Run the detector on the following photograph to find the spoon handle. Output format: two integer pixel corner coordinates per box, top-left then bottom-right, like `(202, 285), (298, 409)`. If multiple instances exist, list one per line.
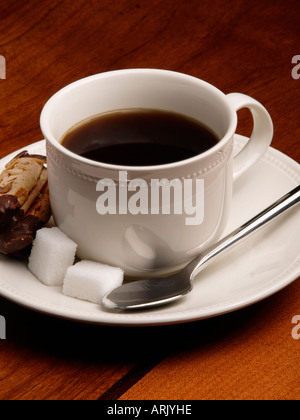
(189, 185), (300, 280)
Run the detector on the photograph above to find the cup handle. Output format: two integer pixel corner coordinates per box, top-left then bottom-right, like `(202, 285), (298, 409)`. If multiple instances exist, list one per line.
(227, 93), (273, 181)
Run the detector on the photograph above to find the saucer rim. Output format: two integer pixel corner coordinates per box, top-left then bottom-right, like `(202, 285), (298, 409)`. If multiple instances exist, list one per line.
(0, 135), (299, 326)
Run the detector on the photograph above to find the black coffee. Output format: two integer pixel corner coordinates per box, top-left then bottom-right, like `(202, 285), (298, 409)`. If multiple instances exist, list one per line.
(61, 109), (219, 166)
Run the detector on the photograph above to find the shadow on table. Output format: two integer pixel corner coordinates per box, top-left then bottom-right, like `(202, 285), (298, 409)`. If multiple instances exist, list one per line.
(0, 289), (282, 365)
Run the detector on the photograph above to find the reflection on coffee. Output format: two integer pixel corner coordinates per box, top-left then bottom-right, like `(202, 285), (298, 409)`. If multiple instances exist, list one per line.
(60, 109), (219, 166)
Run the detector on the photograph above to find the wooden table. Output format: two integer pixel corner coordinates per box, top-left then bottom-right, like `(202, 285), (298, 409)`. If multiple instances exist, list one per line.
(0, 0), (299, 401)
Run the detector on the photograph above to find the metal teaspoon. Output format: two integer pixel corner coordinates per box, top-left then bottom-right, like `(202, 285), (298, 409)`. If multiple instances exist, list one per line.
(102, 185), (300, 311)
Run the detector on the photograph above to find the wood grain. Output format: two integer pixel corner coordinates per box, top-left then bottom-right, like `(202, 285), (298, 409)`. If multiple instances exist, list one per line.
(0, 0), (299, 400)
(120, 281), (300, 400)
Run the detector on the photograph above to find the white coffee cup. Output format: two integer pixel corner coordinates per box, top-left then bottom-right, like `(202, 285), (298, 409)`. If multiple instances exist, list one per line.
(40, 69), (273, 277)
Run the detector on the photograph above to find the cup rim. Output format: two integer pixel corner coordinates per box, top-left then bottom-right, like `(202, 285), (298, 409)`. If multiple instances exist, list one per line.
(40, 69), (237, 172)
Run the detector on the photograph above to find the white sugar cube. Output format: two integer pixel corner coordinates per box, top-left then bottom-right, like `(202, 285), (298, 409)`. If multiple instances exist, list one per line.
(28, 227), (77, 286)
(63, 260), (124, 304)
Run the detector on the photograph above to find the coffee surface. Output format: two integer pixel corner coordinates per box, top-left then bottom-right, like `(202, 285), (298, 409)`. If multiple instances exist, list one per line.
(61, 109), (219, 166)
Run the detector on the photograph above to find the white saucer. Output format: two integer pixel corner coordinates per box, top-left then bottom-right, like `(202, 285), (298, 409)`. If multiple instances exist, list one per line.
(0, 136), (299, 326)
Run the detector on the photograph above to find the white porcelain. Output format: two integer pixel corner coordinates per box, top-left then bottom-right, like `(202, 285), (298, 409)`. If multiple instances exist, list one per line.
(40, 69), (273, 277)
(0, 137), (299, 326)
